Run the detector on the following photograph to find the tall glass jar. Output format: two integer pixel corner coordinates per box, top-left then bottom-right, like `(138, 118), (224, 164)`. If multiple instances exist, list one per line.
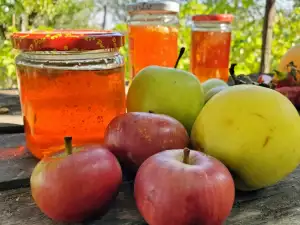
(190, 14), (234, 82)
(11, 30), (126, 159)
(127, 1), (180, 78)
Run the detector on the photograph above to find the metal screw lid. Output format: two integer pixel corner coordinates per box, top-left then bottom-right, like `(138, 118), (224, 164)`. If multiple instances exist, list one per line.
(127, 1), (180, 14)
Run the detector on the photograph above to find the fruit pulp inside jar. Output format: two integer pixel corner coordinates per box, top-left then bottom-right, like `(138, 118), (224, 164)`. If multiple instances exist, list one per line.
(128, 25), (178, 78)
(190, 30), (232, 82)
(17, 66), (126, 159)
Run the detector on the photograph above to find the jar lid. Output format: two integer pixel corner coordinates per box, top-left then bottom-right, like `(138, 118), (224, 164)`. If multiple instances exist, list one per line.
(192, 14), (234, 23)
(11, 30), (125, 51)
(127, 1), (180, 14)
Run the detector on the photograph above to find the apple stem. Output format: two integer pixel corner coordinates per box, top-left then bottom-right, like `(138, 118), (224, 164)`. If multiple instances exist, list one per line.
(174, 47), (185, 69)
(64, 136), (73, 155)
(183, 147), (190, 164)
(229, 63), (239, 85)
(149, 110), (154, 113)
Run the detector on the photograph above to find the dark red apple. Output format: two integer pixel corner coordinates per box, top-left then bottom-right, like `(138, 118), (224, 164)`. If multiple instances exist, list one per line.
(104, 112), (189, 170)
(30, 137), (122, 222)
(276, 86), (300, 108)
(134, 148), (235, 225)
(276, 75), (297, 88)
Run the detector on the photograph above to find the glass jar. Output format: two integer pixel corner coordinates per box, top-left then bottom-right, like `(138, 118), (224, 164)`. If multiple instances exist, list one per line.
(127, 1), (180, 78)
(11, 30), (126, 159)
(190, 14), (234, 82)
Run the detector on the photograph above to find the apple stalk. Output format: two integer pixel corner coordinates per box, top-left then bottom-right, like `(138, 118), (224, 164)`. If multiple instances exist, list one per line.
(174, 47), (185, 69)
(183, 147), (190, 164)
(64, 136), (73, 155)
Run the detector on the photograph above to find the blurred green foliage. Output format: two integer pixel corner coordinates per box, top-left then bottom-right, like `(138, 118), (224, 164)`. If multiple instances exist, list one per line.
(0, 0), (94, 88)
(117, 0), (300, 77)
(0, 0), (299, 88)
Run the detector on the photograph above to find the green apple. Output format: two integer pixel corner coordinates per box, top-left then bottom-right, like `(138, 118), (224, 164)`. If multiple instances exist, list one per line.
(205, 85), (228, 103)
(126, 66), (205, 133)
(191, 84), (300, 191)
(202, 78), (228, 95)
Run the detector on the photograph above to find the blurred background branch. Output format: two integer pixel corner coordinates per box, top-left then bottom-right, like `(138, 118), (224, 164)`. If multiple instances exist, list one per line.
(260, 0), (276, 73)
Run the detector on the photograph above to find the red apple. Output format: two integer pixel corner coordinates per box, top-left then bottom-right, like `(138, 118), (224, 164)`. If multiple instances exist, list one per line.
(276, 86), (300, 108)
(30, 137), (122, 222)
(276, 75), (297, 88)
(104, 112), (189, 170)
(134, 148), (235, 225)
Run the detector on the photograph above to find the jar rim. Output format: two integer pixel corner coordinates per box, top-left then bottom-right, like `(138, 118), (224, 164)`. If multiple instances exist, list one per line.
(192, 14), (234, 23)
(11, 29), (125, 52)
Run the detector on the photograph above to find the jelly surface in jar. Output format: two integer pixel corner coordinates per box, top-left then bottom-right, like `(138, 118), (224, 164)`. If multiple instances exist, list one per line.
(128, 25), (178, 78)
(190, 31), (231, 82)
(17, 67), (126, 159)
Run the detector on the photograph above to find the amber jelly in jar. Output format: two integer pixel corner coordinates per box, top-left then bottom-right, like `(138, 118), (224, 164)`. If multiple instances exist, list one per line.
(11, 30), (126, 159)
(190, 14), (234, 82)
(126, 1), (180, 78)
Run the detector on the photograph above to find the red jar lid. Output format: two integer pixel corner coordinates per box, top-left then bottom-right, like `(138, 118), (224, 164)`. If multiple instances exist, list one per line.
(11, 30), (125, 51)
(192, 14), (234, 23)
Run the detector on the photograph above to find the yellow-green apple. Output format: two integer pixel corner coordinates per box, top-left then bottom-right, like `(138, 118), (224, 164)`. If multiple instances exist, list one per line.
(202, 78), (228, 95)
(126, 66), (205, 133)
(191, 84), (300, 191)
(30, 137), (122, 222)
(205, 85), (228, 103)
(134, 148), (235, 225)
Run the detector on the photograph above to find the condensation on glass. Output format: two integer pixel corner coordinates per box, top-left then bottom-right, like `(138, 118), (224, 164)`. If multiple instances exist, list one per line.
(11, 30), (126, 159)
(127, 1), (180, 78)
(190, 14), (234, 82)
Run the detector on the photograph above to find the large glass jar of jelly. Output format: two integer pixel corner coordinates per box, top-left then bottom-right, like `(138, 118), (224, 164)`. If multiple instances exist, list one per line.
(127, 1), (180, 78)
(190, 14), (234, 82)
(11, 30), (126, 159)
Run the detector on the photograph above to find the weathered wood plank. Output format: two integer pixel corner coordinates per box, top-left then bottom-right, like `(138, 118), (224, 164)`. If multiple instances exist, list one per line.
(2, 168), (300, 225)
(0, 182), (144, 225)
(0, 134), (37, 191)
(0, 134), (134, 191)
(0, 90), (22, 126)
(0, 133), (25, 148)
(2, 133), (300, 224)
(0, 124), (24, 134)
(0, 134), (143, 225)
(2, 85), (300, 224)
(226, 167), (300, 225)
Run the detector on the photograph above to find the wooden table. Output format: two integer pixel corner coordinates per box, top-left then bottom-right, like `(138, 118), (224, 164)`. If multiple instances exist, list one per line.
(1, 89), (300, 225)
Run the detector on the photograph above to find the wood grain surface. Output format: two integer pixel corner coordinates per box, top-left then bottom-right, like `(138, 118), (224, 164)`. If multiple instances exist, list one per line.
(1, 132), (300, 224)
(0, 134), (36, 191)
(2, 86), (300, 225)
(0, 90), (22, 127)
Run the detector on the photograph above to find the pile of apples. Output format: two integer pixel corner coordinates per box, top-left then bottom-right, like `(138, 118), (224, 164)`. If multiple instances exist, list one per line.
(30, 50), (300, 224)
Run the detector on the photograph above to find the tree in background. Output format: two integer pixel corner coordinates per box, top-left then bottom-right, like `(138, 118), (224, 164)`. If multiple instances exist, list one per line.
(0, 0), (299, 88)
(93, 0), (138, 29)
(260, 0), (276, 73)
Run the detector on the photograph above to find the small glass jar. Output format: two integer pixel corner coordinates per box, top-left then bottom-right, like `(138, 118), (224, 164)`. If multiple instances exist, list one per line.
(190, 14), (234, 82)
(11, 30), (126, 159)
(127, 1), (180, 78)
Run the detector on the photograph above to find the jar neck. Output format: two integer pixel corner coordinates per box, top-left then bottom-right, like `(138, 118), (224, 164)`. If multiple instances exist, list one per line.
(128, 12), (179, 26)
(192, 21), (232, 32)
(16, 49), (124, 71)
(19, 49), (121, 61)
